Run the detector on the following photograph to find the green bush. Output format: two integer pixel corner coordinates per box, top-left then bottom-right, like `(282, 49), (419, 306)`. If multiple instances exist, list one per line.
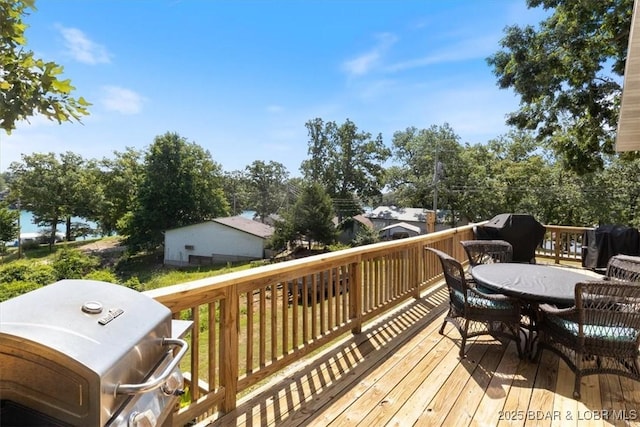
(0, 281), (41, 302)
(83, 269), (119, 283)
(25, 264), (57, 285)
(21, 240), (41, 250)
(0, 262), (57, 301)
(0, 261), (56, 285)
(351, 226), (379, 247)
(328, 242), (350, 252)
(123, 276), (142, 291)
(0, 261), (32, 283)
(52, 249), (100, 280)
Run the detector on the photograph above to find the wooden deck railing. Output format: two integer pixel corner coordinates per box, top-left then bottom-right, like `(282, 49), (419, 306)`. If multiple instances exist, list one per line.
(539, 224), (591, 263)
(144, 222), (592, 426)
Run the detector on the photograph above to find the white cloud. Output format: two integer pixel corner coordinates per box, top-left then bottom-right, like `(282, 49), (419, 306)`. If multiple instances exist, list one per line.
(342, 32), (398, 77)
(386, 34), (500, 73)
(57, 26), (111, 65)
(101, 86), (144, 114)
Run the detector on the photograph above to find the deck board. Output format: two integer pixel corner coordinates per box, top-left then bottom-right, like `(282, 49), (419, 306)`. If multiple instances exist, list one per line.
(200, 284), (640, 427)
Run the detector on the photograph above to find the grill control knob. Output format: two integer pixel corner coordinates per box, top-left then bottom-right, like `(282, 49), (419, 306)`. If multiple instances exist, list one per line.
(129, 409), (157, 427)
(161, 370), (185, 396)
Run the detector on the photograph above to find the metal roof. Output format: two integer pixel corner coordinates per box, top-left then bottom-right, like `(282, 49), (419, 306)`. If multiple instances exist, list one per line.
(212, 216), (274, 239)
(366, 206), (431, 223)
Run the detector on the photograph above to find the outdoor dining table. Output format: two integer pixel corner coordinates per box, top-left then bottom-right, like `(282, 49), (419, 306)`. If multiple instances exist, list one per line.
(470, 263), (603, 306)
(470, 263), (603, 356)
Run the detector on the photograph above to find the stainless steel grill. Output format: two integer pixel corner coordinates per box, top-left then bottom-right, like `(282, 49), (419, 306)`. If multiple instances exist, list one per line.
(0, 279), (190, 426)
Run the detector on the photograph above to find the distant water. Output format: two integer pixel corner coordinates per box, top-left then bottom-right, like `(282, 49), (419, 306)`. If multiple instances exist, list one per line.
(18, 210), (97, 234)
(18, 209), (257, 234)
(241, 210), (256, 219)
(19, 210), (44, 234)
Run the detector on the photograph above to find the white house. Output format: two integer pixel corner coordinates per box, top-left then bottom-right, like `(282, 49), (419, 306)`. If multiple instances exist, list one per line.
(366, 206), (433, 234)
(164, 216), (274, 266)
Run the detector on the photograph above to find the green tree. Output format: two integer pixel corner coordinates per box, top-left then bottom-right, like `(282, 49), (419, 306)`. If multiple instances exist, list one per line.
(0, 202), (19, 253)
(269, 215), (296, 253)
(455, 142), (506, 222)
(97, 147), (144, 235)
(8, 152), (99, 245)
(301, 118), (391, 220)
(1, 0), (90, 133)
(533, 162), (591, 226)
(587, 157), (640, 227)
(222, 170), (250, 216)
(245, 160), (289, 223)
(481, 133), (550, 216)
(487, 0), (633, 174)
(127, 132), (229, 249)
(291, 182), (336, 249)
(387, 124), (465, 222)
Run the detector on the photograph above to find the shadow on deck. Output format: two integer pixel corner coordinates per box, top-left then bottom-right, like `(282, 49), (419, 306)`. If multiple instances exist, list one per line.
(200, 282), (640, 427)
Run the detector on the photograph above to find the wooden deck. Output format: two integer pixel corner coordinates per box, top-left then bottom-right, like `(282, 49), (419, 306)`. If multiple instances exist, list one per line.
(198, 283), (640, 427)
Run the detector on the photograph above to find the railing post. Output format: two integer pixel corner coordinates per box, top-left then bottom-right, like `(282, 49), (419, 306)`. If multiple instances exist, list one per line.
(221, 284), (239, 412)
(413, 245), (422, 299)
(350, 260), (362, 334)
(553, 231), (561, 264)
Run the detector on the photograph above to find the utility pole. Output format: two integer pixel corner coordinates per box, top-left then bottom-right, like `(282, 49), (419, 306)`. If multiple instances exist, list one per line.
(433, 144), (439, 215)
(17, 199), (22, 259)
(433, 142), (446, 225)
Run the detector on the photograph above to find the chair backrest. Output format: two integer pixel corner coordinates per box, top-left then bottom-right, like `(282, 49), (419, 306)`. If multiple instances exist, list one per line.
(425, 247), (467, 295)
(574, 281), (640, 340)
(460, 240), (513, 267)
(605, 255), (640, 282)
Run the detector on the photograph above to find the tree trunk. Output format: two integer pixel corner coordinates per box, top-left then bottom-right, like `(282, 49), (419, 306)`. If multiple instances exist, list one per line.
(66, 216), (72, 241)
(49, 218), (58, 252)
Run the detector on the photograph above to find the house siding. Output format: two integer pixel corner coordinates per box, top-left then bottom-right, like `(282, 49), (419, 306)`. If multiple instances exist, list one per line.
(164, 221), (267, 266)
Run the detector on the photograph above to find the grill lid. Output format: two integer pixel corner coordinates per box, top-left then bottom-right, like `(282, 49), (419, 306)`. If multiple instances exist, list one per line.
(0, 279), (176, 426)
(0, 279), (171, 374)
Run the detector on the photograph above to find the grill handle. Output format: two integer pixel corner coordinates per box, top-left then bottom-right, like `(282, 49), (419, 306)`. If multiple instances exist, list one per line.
(115, 338), (188, 395)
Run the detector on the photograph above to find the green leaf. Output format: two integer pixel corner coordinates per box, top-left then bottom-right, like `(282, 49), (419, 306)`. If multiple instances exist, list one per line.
(77, 96), (91, 106)
(52, 79), (73, 94)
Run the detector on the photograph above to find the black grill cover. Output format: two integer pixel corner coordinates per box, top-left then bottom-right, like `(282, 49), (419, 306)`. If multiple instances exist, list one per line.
(581, 224), (640, 269)
(475, 214), (546, 263)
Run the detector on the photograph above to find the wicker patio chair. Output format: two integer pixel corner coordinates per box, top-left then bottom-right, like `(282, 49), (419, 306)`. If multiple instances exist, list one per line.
(605, 254), (640, 282)
(534, 281), (640, 399)
(460, 240), (514, 267)
(426, 247), (523, 359)
(460, 240), (513, 285)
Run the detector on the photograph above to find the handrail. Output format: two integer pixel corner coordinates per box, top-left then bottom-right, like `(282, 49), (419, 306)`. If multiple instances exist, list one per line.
(144, 221), (591, 425)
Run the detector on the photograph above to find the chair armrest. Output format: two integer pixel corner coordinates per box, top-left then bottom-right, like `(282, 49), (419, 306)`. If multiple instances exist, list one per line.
(538, 303), (577, 319)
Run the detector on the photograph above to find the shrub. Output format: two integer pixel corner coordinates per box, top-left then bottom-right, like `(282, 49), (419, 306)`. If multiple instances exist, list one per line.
(123, 276), (142, 291)
(21, 240), (41, 250)
(351, 226), (379, 247)
(83, 269), (119, 283)
(52, 249), (100, 280)
(25, 264), (57, 286)
(0, 281), (41, 302)
(328, 242), (350, 252)
(0, 261), (56, 285)
(0, 261), (32, 283)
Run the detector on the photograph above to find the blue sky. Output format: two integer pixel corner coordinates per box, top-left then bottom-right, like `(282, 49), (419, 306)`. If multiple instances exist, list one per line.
(1, 0), (548, 176)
